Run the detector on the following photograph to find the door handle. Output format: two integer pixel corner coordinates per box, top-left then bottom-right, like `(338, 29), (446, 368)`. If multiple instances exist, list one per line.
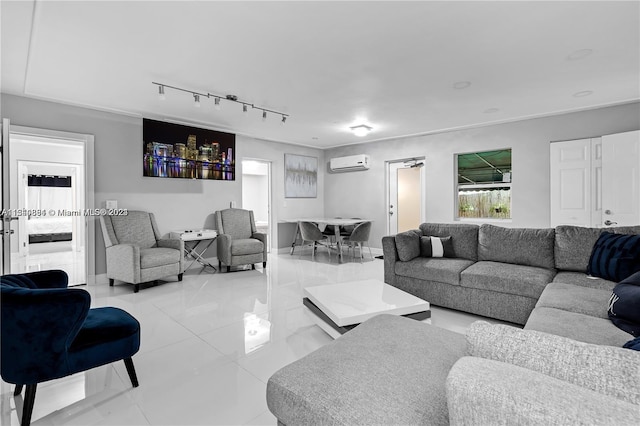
(604, 220), (617, 226)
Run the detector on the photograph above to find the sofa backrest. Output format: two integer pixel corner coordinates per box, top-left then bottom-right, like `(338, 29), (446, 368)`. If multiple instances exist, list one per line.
(419, 223), (479, 261)
(478, 224), (555, 269)
(555, 225), (640, 272)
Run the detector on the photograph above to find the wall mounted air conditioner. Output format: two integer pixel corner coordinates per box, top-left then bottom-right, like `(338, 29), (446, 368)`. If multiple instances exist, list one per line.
(329, 154), (371, 172)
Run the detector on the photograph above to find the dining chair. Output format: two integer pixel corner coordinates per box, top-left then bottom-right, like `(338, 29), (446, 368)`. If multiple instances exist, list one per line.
(299, 221), (333, 261)
(341, 221), (373, 262)
(1, 270), (141, 426)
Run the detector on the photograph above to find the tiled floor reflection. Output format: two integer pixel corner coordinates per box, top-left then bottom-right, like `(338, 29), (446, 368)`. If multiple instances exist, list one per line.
(1, 253), (513, 425)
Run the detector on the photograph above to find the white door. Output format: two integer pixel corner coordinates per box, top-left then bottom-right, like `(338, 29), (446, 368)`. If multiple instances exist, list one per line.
(550, 138), (593, 226)
(387, 159), (425, 234)
(602, 130), (640, 227)
(242, 159), (271, 252)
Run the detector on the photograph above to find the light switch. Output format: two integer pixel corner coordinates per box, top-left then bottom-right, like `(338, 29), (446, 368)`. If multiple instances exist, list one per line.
(106, 200), (118, 209)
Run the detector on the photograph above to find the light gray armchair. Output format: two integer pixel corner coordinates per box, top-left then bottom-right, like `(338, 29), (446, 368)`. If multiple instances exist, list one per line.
(215, 208), (267, 272)
(99, 211), (184, 293)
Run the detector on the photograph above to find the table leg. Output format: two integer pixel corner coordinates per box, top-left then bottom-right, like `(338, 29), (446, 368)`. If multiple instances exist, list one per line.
(334, 225), (343, 263)
(290, 222), (301, 255)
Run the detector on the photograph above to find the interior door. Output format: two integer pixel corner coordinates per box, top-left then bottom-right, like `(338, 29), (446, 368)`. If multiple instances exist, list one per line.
(602, 130), (640, 227)
(550, 139), (592, 227)
(388, 159), (425, 234)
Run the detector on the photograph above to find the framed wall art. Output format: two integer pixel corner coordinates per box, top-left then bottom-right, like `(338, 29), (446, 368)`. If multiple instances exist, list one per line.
(284, 154), (317, 198)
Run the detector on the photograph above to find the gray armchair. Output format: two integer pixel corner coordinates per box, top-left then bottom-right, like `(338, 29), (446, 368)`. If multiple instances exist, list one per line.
(215, 208), (267, 272)
(99, 211), (184, 293)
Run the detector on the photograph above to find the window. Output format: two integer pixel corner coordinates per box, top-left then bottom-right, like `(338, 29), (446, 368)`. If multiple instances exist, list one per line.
(456, 149), (512, 220)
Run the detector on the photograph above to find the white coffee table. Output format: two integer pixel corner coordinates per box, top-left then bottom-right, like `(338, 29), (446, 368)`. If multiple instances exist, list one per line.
(303, 279), (431, 338)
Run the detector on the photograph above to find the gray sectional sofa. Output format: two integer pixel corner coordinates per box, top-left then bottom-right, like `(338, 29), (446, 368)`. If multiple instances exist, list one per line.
(266, 223), (640, 425)
(382, 223), (640, 325)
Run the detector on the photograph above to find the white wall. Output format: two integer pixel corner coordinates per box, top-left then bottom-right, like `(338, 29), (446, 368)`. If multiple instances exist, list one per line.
(324, 102), (640, 249)
(1, 94), (324, 273)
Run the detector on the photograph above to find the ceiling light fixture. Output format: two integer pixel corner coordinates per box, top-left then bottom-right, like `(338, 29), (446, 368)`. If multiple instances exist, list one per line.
(483, 108), (500, 114)
(567, 49), (593, 61)
(453, 81), (472, 90)
(350, 124), (373, 137)
(573, 90), (593, 98)
(151, 82), (290, 123)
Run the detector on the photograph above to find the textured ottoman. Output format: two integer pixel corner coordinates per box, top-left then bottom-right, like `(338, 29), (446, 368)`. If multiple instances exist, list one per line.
(266, 314), (466, 425)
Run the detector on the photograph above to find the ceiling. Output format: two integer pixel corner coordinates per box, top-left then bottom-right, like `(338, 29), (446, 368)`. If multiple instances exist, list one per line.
(2, 1), (639, 149)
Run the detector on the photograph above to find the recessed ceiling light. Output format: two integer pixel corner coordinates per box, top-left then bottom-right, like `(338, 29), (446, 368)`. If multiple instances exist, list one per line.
(483, 108), (500, 114)
(453, 81), (472, 90)
(350, 124), (373, 137)
(573, 90), (593, 98)
(567, 49), (593, 61)
(312, 137), (319, 140)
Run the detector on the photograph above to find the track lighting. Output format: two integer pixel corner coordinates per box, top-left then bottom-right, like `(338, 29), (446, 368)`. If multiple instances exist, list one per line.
(151, 82), (289, 124)
(350, 124), (373, 137)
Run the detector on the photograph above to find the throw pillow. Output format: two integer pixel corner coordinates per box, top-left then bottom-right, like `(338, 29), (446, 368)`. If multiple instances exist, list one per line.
(420, 236), (454, 258)
(623, 336), (640, 351)
(587, 232), (640, 282)
(608, 271), (640, 337)
(395, 230), (421, 262)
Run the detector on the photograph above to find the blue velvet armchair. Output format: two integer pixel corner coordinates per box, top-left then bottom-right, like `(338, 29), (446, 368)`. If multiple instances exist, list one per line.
(1, 270), (141, 426)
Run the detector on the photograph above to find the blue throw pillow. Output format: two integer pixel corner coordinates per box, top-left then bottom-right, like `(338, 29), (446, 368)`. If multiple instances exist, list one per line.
(588, 232), (640, 282)
(608, 270), (640, 337)
(623, 336), (640, 351)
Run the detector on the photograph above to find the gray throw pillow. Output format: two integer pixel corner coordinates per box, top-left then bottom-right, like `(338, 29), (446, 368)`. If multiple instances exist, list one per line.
(395, 230), (421, 261)
(421, 236), (454, 258)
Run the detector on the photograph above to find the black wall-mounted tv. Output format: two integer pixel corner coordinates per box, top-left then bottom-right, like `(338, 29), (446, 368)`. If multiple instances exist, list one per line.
(143, 118), (236, 180)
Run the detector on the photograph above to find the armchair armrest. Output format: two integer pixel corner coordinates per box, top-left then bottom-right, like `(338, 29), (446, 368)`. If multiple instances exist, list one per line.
(252, 232), (268, 257)
(157, 238), (184, 271)
(25, 270), (69, 288)
(106, 244), (141, 283)
(0, 287), (90, 383)
(382, 236), (399, 285)
(216, 234), (232, 266)
(157, 238), (183, 251)
(446, 357), (638, 426)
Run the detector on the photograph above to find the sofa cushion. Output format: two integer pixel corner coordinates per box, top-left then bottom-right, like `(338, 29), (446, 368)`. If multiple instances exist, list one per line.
(467, 321), (640, 405)
(420, 236), (454, 258)
(536, 283), (610, 319)
(554, 225), (602, 272)
(552, 271), (616, 291)
(419, 223), (479, 261)
(230, 238), (264, 256)
(478, 224), (555, 269)
(266, 314), (466, 426)
(395, 257), (475, 285)
(588, 232), (640, 282)
(608, 271), (640, 337)
(140, 247), (181, 269)
(394, 229), (421, 261)
(461, 261), (555, 299)
(525, 307), (632, 347)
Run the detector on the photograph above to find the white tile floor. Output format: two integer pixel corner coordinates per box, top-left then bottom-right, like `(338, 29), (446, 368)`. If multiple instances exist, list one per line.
(1, 250), (513, 425)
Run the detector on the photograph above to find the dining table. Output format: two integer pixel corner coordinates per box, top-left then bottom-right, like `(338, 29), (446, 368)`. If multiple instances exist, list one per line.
(285, 218), (369, 263)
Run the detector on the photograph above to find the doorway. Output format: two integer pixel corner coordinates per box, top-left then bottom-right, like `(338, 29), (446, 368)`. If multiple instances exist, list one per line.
(242, 159), (272, 252)
(387, 157), (426, 235)
(1, 120), (95, 285)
